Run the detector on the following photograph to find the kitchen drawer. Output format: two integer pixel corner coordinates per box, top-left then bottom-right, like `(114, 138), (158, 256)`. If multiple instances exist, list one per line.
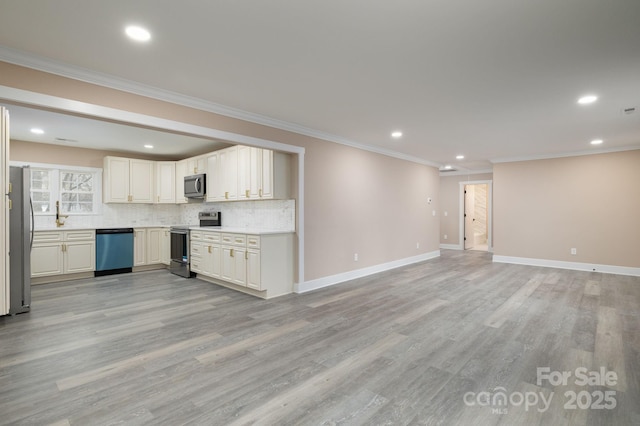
(33, 231), (63, 243)
(190, 258), (202, 273)
(246, 235), (261, 249)
(64, 230), (95, 241)
(191, 231), (203, 240)
(202, 232), (221, 243)
(222, 233), (246, 247)
(190, 241), (204, 257)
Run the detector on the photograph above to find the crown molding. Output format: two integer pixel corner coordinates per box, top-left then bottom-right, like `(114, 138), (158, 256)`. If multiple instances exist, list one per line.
(490, 145), (640, 164)
(439, 168), (493, 177)
(0, 46), (440, 168)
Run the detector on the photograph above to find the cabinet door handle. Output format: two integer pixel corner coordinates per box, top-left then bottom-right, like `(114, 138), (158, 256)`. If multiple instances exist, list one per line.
(230, 248), (234, 257)
(245, 189), (250, 198)
(208, 245), (212, 254)
(225, 191), (229, 200)
(245, 251), (248, 260)
(157, 196), (160, 202)
(259, 189), (263, 198)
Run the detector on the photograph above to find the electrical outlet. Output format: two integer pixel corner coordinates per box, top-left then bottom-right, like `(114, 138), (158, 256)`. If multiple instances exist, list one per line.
(444, 234), (448, 240)
(571, 248), (577, 255)
(416, 242), (420, 249)
(444, 211), (448, 217)
(354, 253), (359, 261)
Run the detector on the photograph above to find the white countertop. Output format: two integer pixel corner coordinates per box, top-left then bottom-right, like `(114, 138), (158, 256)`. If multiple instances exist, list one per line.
(34, 225), (295, 235)
(34, 225), (171, 231)
(190, 226), (295, 235)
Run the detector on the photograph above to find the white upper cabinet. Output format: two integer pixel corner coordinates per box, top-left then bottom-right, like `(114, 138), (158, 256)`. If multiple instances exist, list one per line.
(263, 150), (291, 200)
(206, 151), (222, 202)
(175, 159), (188, 204)
(155, 161), (176, 204)
(186, 155), (208, 175)
(104, 145), (289, 205)
(238, 146), (262, 200)
(103, 156), (154, 203)
(103, 157), (130, 203)
(209, 146), (290, 203)
(129, 159), (155, 203)
(220, 146), (238, 201)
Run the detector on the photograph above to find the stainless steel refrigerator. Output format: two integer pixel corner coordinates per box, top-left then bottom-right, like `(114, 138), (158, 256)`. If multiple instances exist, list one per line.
(8, 165), (33, 314)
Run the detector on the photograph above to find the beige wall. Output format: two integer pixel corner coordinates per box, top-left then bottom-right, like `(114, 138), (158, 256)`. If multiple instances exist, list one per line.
(303, 139), (440, 280)
(1, 61), (441, 282)
(10, 139), (158, 168)
(494, 150), (640, 267)
(439, 173), (493, 246)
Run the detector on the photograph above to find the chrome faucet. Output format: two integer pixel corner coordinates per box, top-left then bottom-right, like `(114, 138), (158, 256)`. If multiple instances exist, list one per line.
(55, 201), (68, 227)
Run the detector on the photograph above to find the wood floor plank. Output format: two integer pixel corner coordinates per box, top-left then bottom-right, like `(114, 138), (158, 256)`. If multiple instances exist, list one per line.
(484, 275), (544, 328)
(226, 332), (407, 425)
(56, 331), (222, 390)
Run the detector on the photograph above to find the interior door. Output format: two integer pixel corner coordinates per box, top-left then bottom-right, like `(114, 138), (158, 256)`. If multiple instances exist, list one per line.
(464, 185), (475, 249)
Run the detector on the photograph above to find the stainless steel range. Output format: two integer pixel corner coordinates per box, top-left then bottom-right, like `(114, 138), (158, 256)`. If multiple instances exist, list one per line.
(169, 212), (221, 278)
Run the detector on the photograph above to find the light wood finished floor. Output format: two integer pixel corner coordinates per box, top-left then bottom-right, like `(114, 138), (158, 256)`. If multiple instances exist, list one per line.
(1, 250), (638, 425)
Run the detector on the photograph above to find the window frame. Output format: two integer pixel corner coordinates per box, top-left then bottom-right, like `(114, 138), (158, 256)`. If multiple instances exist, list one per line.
(10, 162), (103, 216)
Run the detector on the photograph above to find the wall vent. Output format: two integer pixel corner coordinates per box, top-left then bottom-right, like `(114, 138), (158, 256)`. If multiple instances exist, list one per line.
(622, 107), (636, 115)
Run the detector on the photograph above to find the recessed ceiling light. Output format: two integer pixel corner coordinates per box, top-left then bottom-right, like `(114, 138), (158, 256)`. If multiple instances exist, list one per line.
(456, 155), (464, 160)
(577, 95), (598, 105)
(444, 165), (452, 170)
(590, 139), (603, 145)
(144, 144), (154, 149)
(125, 25), (151, 42)
(30, 128), (44, 135)
(391, 131), (403, 139)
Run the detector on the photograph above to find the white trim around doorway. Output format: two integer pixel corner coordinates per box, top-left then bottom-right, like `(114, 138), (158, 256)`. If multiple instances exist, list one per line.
(458, 180), (493, 252)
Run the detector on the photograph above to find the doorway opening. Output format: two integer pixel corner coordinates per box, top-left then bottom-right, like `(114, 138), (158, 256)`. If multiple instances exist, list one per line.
(460, 181), (492, 251)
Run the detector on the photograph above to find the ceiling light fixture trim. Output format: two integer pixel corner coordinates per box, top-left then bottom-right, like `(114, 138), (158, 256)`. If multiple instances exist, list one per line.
(125, 25), (151, 42)
(577, 95), (598, 105)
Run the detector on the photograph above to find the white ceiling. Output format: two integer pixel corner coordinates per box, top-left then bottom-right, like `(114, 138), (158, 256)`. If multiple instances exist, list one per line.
(0, 103), (230, 158)
(1, 0), (639, 171)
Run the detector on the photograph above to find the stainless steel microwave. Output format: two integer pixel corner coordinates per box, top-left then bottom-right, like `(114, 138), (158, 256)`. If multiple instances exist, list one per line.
(184, 174), (206, 198)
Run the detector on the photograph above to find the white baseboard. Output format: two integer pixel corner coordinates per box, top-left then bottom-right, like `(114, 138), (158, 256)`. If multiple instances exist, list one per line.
(440, 244), (462, 250)
(493, 255), (640, 277)
(296, 250), (441, 294)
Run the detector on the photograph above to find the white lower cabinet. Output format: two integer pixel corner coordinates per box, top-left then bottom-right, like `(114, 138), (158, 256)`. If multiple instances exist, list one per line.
(160, 228), (171, 265)
(31, 242), (64, 276)
(190, 230), (293, 298)
(146, 228), (163, 264)
(133, 229), (147, 266)
(134, 227), (165, 267)
(31, 230), (95, 278)
(246, 248), (261, 290)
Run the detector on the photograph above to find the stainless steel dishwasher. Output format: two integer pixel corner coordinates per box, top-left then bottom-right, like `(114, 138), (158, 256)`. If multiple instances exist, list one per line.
(95, 228), (134, 276)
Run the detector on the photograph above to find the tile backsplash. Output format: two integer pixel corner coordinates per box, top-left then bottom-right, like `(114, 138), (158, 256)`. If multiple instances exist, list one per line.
(181, 199), (296, 231)
(34, 199), (296, 231)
